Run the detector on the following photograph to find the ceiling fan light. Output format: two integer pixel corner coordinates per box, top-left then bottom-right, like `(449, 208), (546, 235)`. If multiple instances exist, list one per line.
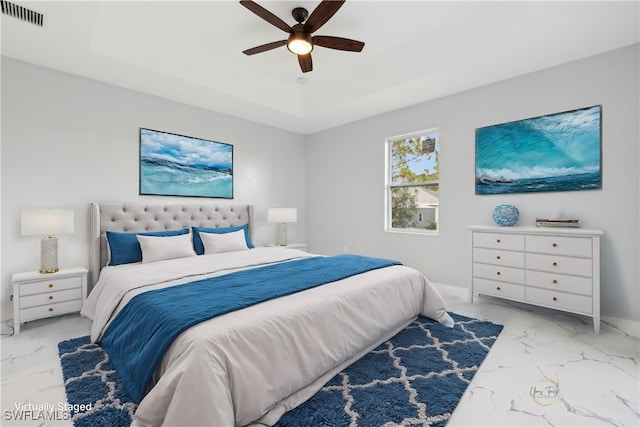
(287, 33), (313, 55)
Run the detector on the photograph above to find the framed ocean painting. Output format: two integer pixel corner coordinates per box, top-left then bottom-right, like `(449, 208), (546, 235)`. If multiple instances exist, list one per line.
(475, 105), (602, 195)
(139, 128), (233, 198)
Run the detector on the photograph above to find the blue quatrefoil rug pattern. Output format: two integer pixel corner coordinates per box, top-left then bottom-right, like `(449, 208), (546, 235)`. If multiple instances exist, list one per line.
(58, 313), (502, 427)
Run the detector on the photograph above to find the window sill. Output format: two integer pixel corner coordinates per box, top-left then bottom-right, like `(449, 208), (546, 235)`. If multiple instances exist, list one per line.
(385, 228), (439, 236)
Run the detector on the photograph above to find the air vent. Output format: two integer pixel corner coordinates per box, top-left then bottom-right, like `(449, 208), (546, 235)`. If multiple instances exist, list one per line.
(1, 0), (43, 27)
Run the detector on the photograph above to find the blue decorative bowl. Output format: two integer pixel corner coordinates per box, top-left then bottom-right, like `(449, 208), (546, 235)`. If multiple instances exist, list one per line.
(492, 204), (519, 226)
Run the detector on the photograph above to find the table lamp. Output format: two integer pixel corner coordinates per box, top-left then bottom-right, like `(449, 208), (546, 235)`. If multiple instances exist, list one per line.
(21, 208), (74, 273)
(267, 208), (297, 246)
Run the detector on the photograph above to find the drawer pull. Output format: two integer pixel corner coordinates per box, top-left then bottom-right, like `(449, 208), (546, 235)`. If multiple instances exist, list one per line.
(496, 255), (501, 260)
(552, 243), (558, 248)
(48, 307), (54, 312)
(552, 262), (558, 267)
(496, 271), (501, 276)
(496, 239), (501, 243)
(496, 286), (501, 291)
(552, 297), (557, 302)
(48, 296), (54, 300)
(48, 283), (54, 288)
(552, 279), (558, 284)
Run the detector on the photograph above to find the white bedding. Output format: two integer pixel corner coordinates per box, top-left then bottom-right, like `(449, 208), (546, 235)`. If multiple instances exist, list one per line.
(82, 247), (454, 427)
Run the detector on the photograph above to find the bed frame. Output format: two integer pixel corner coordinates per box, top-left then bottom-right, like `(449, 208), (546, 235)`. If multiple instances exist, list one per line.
(89, 202), (254, 286)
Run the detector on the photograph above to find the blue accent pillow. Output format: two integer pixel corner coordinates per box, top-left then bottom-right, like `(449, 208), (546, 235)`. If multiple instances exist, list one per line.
(192, 224), (254, 255)
(106, 228), (190, 266)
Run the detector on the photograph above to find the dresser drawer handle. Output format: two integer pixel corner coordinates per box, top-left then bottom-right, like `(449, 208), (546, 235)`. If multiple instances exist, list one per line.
(552, 279), (558, 284)
(552, 262), (558, 267)
(48, 296), (54, 300)
(496, 286), (501, 291)
(552, 243), (558, 248)
(496, 239), (501, 243)
(496, 271), (501, 276)
(552, 297), (557, 302)
(496, 255), (501, 260)
(48, 283), (54, 288)
(48, 307), (54, 312)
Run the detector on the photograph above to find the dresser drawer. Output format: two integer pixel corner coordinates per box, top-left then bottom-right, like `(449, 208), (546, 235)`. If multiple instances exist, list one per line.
(474, 278), (525, 300)
(20, 299), (83, 322)
(20, 288), (82, 309)
(473, 262), (525, 284)
(526, 270), (592, 295)
(526, 253), (592, 276)
(473, 248), (525, 268)
(474, 232), (524, 251)
(526, 287), (593, 314)
(526, 235), (592, 258)
(19, 276), (82, 296)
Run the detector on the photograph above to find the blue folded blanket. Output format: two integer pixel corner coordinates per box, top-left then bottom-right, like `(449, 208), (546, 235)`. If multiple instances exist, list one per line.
(100, 254), (401, 403)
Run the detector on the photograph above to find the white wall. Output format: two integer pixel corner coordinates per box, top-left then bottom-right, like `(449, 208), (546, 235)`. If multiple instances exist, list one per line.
(1, 57), (306, 320)
(305, 44), (639, 325)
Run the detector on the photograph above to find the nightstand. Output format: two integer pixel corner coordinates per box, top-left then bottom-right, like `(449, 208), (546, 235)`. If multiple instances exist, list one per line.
(265, 243), (308, 252)
(12, 267), (88, 334)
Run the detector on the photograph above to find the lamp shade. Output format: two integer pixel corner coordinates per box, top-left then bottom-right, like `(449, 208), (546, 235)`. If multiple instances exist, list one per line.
(267, 208), (297, 223)
(21, 209), (74, 236)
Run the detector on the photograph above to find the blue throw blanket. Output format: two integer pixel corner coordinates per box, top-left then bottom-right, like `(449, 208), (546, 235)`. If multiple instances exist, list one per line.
(100, 254), (401, 403)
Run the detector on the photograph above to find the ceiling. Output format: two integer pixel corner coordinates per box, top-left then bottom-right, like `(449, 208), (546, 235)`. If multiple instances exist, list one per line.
(1, 1), (638, 135)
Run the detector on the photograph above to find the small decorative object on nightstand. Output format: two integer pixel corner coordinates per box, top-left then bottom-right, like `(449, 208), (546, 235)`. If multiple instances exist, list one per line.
(12, 267), (88, 334)
(265, 243), (308, 252)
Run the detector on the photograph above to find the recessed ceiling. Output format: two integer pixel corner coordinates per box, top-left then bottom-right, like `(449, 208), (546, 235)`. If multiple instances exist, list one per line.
(2, 1), (638, 135)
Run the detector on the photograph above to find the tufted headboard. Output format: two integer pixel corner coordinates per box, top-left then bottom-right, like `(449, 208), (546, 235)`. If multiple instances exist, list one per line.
(89, 202), (254, 286)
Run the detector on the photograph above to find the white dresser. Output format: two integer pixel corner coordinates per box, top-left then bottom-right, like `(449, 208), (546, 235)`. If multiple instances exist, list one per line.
(468, 226), (603, 332)
(12, 267), (88, 334)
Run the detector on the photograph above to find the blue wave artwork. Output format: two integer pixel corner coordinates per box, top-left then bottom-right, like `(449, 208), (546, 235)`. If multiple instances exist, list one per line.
(140, 128), (233, 198)
(475, 105), (601, 195)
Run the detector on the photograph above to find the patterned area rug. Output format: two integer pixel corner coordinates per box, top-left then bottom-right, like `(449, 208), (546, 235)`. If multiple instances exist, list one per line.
(58, 313), (502, 427)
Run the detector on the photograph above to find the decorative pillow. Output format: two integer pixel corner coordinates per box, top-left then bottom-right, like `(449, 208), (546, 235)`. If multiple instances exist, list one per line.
(192, 224), (254, 255)
(137, 233), (196, 263)
(106, 228), (190, 266)
(200, 229), (249, 254)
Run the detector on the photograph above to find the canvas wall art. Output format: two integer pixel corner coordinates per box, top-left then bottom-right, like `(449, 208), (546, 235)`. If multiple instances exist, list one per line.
(139, 128), (233, 198)
(475, 105), (602, 195)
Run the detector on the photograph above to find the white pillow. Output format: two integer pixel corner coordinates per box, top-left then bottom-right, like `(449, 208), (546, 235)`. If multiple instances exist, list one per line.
(137, 233), (196, 263)
(200, 229), (249, 254)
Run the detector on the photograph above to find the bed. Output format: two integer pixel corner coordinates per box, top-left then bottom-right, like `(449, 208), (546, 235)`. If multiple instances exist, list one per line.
(82, 202), (454, 427)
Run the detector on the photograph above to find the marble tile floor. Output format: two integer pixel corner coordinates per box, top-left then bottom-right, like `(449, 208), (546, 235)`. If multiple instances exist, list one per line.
(1, 284), (638, 426)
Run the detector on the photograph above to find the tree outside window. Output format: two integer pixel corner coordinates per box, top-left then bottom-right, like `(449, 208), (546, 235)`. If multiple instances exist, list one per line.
(386, 129), (440, 233)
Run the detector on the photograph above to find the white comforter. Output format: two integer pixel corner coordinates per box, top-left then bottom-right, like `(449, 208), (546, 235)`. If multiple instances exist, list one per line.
(82, 248), (454, 427)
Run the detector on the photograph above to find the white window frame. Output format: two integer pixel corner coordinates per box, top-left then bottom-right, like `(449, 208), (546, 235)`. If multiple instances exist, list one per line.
(384, 128), (440, 235)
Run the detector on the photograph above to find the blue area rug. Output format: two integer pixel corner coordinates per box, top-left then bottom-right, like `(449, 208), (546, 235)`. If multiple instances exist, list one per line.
(58, 313), (502, 427)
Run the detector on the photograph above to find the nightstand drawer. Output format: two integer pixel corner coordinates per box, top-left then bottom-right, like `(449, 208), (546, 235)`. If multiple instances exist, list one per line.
(474, 233), (524, 251)
(474, 278), (525, 300)
(526, 287), (592, 314)
(526, 253), (592, 276)
(20, 288), (82, 309)
(20, 299), (83, 322)
(473, 248), (524, 268)
(473, 262), (525, 284)
(526, 235), (592, 257)
(526, 270), (592, 295)
(20, 276), (82, 296)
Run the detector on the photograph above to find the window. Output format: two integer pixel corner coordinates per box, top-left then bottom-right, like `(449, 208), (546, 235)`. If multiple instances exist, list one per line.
(385, 129), (440, 233)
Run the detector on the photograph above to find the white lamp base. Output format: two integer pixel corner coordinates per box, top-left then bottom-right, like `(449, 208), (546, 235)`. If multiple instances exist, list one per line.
(275, 223), (288, 246)
(40, 236), (59, 274)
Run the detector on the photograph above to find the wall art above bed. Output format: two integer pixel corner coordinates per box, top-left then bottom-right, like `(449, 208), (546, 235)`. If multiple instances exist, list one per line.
(475, 105), (602, 195)
(139, 128), (233, 198)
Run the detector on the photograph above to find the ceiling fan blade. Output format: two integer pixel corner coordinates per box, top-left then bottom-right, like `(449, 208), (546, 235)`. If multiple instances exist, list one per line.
(312, 36), (364, 52)
(240, 0), (292, 33)
(243, 40), (287, 55)
(298, 53), (313, 73)
(303, 0), (345, 33)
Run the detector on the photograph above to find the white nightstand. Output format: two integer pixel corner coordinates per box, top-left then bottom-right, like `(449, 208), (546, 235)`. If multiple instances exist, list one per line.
(265, 243), (308, 252)
(12, 267), (88, 334)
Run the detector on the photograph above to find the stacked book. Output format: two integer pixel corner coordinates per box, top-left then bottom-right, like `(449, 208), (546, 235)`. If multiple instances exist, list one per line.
(535, 217), (581, 228)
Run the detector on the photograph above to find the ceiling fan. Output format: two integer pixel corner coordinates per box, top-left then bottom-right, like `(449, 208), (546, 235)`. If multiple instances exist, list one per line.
(240, 0), (365, 73)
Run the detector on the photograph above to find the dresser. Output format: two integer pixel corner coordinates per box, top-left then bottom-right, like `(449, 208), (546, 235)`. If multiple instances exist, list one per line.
(12, 267), (88, 334)
(468, 226), (603, 332)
